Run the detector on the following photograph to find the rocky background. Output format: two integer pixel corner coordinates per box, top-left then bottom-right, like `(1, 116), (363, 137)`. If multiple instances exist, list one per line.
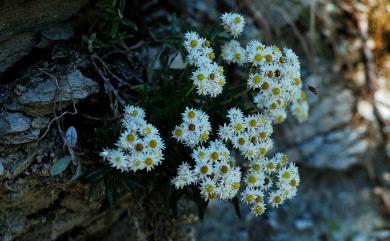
(1, 0), (390, 241)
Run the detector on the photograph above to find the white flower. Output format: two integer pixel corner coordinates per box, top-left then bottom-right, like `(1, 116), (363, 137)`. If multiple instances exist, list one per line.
(172, 108), (211, 147)
(268, 190), (285, 207)
(171, 162), (196, 189)
(107, 150), (128, 171)
(220, 13), (245, 38)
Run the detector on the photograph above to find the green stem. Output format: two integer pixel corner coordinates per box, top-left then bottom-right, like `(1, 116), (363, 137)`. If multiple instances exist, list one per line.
(185, 85), (195, 97)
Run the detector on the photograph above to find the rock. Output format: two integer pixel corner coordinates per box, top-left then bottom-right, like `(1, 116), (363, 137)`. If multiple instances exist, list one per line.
(0, 0), (88, 73)
(294, 127), (368, 170)
(281, 88), (354, 144)
(294, 218), (314, 231)
(31, 117), (50, 130)
(375, 89), (390, 122)
(358, 100), (375, 121)
(9, 69), (99, 116)
(0, 112), (31, 134)
(41, 23), (74, 41)
(0, 130), (40, 145)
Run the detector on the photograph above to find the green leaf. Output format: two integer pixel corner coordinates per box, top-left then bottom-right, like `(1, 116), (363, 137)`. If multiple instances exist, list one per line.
(122, 18), (138, 31)
(50, 156), (72, 176)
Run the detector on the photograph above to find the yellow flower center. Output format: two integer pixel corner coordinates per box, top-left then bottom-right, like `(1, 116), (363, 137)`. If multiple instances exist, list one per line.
(234, 123), (243, 132)
(249, 119), (257, 127)
(220, 165), (229, 174)
(234, 53), (241, 61)
(145, 157), (153, 166)
(190, 39), (197, 48)
(232, 182), (240, 189)
(208, 52), (215, 60)
(254, 53), (263, 62)
(115, 156), (122, 163)
(200, 166), (209, 174)
(198, 151), (206, 159)
(255, 206), (265, 215)
(259, 132), (267, 139)
(206, 185), (214, 193)
(272, 87), (281, 95)
(238, 137), (246, 146)
(282, 171), (291, 179)
(281, 155), (288, 163)
(246, 194), (254, 202)
(279, 57), (286, 64)
(175, 128), (183, 137)
(200, 132), (209, 141)
(135, 143), (144, 152)
(253, 75), (261, 84)
(126, 133), (135, 143)
(260, 147), (267, 156)
(188, 111), (196, 119)
(197, 74), (205, 81)
(131, 110), (138, 117)
(250, 136), (257, 144)
(267, 71), (274, 78)
(273, 195), (282, 204)
(188, 123), (196, 131)
(255, 196), (263, 203)
(271, 102), (278, 109)
(265, 54), (273, 62)
(253, 164), (261, 172)
(294, 78), (301, 86)
(211, 151), (219, 161)
(290, 179), (297, 187)
(234, 16), (241, 23)
(149, 139), (157, 148)
(261, 82), (269, 90)
(267, 162), (275, 170)
(209, 73), (216, 80)
(248, 175), (257, 184)
(144, 127), (152, 135)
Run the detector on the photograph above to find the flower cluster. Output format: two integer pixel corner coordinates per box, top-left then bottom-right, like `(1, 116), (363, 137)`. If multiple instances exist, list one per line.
(241, 154), (300, 215)
(100, 105), (165, 172)
(172, 107), (212, 148)
(218, 108), (274, 161)
(171, 140), (242, 201)
(220, 15), (309, 123)
(220, 13), (245, 38)
(218, 107), (300, 216)
(183, 31), (226, 97)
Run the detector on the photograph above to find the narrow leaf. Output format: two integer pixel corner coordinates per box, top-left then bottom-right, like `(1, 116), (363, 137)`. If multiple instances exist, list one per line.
(50, 156), (72, 176)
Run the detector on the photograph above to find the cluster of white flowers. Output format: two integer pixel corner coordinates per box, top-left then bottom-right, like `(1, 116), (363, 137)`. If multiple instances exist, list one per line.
(100, 105), (165, 172)
(241, 154), (300, 215)
(220, 13), (245, 38)
(171, 140), (242, 201)
(218, 108), (274, 161)
(184, 32), (226, 97)
(218, 107), (300, 216)
(172, 107), (212, 148)
(219, 14), (309, 123)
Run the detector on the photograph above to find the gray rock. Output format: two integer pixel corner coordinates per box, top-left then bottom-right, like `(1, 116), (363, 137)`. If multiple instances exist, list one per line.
(10, 69), (99, 116)
(31, 117), (50, 130)
(0, 112), (31, 134)
(0, 0), (88, 73)
(375, 89), (390, 122)
(41, 23), (74, 40)
(0, 130), (40, 145)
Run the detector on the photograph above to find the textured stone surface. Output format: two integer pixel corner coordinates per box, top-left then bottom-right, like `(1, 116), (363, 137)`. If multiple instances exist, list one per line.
(0, 0), (87, 73)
